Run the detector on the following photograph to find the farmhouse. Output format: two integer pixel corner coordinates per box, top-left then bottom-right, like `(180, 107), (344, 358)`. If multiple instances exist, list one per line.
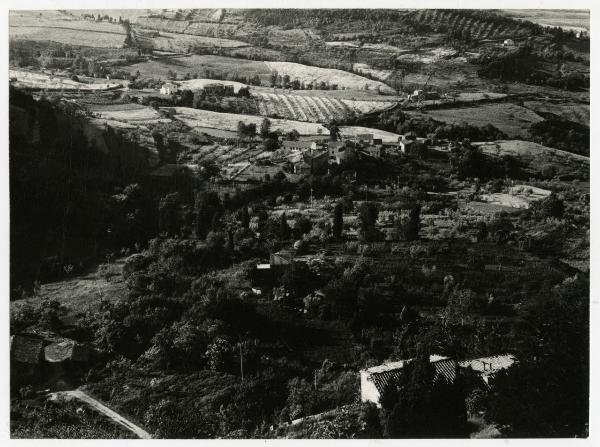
(360, 355), (457, 406)
(295, 150), (328, 175)
(160, 82), (179, 95)
(503, 39), (515, 46)
(459, 354), (516, 386)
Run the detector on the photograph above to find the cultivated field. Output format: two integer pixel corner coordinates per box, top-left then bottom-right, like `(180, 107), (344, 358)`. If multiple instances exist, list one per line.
(124, 55), (271, 81)
(501, 9), (590, 33)
(408, 103), (544, 138)
(252, 92), (397, 122)
(10, 11), (127, 48)
(88, 103), (168, 123)
(168, 106), (330, 136)
(9, 70), (122, 91)
(148, 31), (250, 53)
(264, 61), (396, 93)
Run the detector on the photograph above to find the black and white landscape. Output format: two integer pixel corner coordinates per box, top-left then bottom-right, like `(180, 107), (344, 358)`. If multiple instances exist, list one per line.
(9, 8), (589, 439)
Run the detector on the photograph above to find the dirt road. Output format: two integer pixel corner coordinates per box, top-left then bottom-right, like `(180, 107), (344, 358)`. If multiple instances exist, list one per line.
(49, 389), (152, 439)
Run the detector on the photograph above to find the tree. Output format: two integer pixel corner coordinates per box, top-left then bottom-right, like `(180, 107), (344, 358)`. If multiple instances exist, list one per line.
(403, 204), (420, 241)
(357, 202), (382, 242)
(280, 212), (291, 240)
(536, 193), (564, 218)
(260, 118), (271, 139)
(240, 205), (250, 229)
(332, 202), (344, 240)
(195, 192), (222, 239)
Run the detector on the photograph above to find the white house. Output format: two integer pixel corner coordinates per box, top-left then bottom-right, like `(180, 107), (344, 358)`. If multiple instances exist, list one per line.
(360, 355), (457, 407)
(503, 39), (515, 47)
(160, 82), (178, 95)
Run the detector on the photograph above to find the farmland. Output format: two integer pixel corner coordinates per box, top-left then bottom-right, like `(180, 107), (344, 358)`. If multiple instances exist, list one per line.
(88, 103), (169, 123)
(407, 103), (545, 138)
(148, 31), (251, 53)
(265, 61), (395, 93)
(168, 106), (330, 136)
(252, 92), (397, 122)
(501, 9), (590, 34)
(125, 55), (271, 82)
(523, 101), (590, 127)
(9, 70), (122, 91)
(10, 11), (127, 48)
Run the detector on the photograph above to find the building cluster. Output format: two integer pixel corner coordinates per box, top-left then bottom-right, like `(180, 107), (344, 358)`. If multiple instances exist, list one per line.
(360, 354), (517, 406)
(10, 331), (92, 388)
(278, 133), (426, 174)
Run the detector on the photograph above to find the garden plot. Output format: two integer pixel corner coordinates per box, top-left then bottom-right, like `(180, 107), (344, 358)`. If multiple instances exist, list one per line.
(9, 70), (121, 91)
(264, 61), (396, 93)
(169, 107), (330, 136)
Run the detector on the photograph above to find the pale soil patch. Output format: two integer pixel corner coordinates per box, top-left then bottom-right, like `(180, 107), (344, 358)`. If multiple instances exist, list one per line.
(93, 107), (167, 123)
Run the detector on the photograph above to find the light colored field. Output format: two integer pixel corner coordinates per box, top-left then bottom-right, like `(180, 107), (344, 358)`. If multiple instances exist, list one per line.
(150, 31), (250, 53)
(339, 126), (402, 143)
(265, 61), (396, 93)
(168, 106), (330, 136)
(408, 103), (544, 138)
(178, 78), (248, 93)
(10, 11), (127, 48)
(523, 101), (589, 127)
(9, 70), (121, 91)
(340, 99), (397, 114)
(501, 9), (590, 33)
(93, 107), (167, 123)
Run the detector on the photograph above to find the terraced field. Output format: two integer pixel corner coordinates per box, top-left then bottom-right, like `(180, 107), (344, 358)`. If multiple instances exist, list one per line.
(412, 9), (532, 40)
(252, 92), (396, 122)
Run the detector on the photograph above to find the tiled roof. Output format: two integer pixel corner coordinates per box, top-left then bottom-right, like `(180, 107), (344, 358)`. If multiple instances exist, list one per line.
(10, 335), (44, 365)
(365, 355), (457, 394)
